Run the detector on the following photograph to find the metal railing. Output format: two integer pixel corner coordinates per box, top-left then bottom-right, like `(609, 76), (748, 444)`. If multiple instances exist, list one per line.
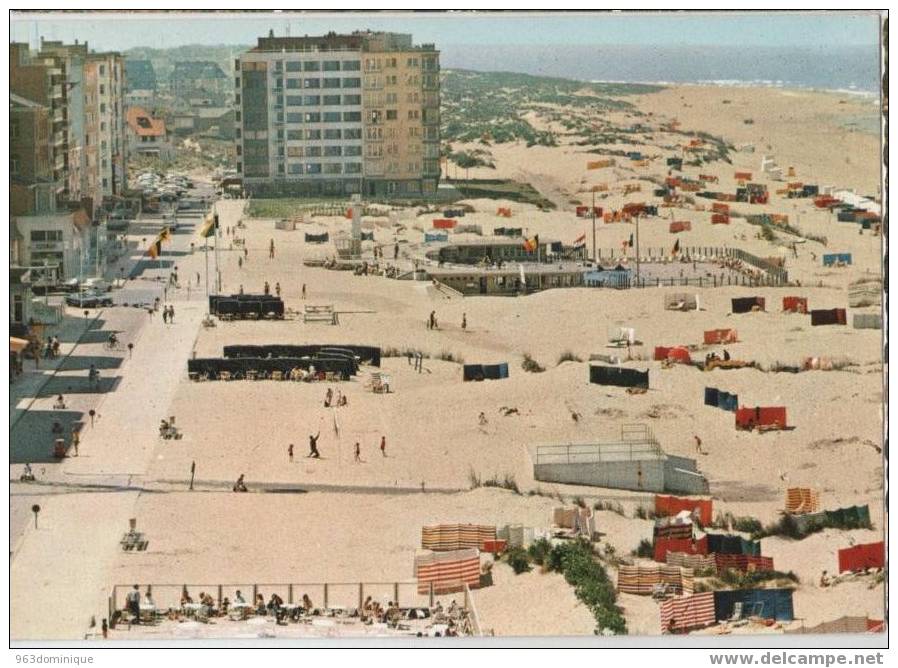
(110, 580), (476, 627)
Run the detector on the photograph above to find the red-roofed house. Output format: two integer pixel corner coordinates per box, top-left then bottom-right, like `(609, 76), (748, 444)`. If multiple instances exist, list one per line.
(126, 106), (172, 160)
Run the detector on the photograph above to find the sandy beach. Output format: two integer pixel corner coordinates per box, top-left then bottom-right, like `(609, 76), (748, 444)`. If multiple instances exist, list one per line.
(10, 82), (885, 641)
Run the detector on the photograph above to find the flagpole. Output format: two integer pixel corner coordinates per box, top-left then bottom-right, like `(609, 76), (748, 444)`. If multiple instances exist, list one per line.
(213, 205), (221, 293)
(591, 189), (596, 263)
(635, 214), (641, 285)
(204, 234), (210, 304)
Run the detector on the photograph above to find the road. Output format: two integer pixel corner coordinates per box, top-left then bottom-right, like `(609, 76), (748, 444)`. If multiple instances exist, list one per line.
(9, 180), (251, 640)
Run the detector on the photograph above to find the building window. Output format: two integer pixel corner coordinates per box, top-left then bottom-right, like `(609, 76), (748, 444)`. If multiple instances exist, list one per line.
(306, 163), (321, 174)
(386, 109), (397, 120)
(304, 95), (321, 106)
(287, 95), (302, 106)
(344, 128), (362, 140)
(304, 112), (320, 123)
(342, 60), (361, 71)
(322, 77), (340, 89)
(99, 64), (105, 75)
(323, 95), (341, 105)
(100, 103), (106, 113)
(306, 129), (321, 140)
(324, 129), (342, 140)
(385, 93), (397, 104)
(342, 94), (361, 105)
(303, 61), (321, 72)
(342, 111), (361, 122)
(286, 112), (302, 123)
(323, 163), (342, 174)
(102, 178), (108, 188)
(324, 145), (342, 157)
(289, 163), (303, 174)
(286, 78), (301, 89)
(287, 130), (303, 140)
(274, 60), (283, 71)
(344, 145), (362, 156)
(305, 146), (321, 157)
(100, 84), (105, 94)
(342, 77), (361, 88)
(286, 61), (302, 72)
(303, 78), (320, 89)
(13, 295), (24, 323)
(323, 60), (341, 72)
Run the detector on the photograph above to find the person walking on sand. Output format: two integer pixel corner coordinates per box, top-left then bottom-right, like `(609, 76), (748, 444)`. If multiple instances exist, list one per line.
(380, 435), (387, 457)
(264, 281), (270, 296)
(694, 435), (704, 455)
(288, 443), (294, 462)
(244, 247), (248, 260)
(461, 313), (467, 331)
(354, 442), (361, 463)
(307, 431), (321, 458)
(275, 282), (281, 297)
(269, 239), (275, 259)
(302, 284), (307, 300)
(72, 427), (80, 456)
(238, 256), (243, 270)
(169, 305), (175, 323)
(196, 272), (200, 286)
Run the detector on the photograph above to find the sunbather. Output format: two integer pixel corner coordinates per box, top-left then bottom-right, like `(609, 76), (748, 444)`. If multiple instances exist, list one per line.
(53, 394), (66, 410)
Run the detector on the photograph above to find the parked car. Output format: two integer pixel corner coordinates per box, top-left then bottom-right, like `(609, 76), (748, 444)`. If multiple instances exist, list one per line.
(83, 278), (112, 293)
(66, 290), (113, 308)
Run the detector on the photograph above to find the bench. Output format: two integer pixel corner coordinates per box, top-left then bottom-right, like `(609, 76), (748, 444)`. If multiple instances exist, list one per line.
(304, 304), (338, 325)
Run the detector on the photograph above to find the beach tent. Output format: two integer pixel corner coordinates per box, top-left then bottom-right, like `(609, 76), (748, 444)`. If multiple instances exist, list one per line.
(731, 297), (765, 313)
(654, 346), (692, 364)
(654, 535), (709, 563)
(462, 363), (509, 381)
(424, 232), (448, 243)
(786, 616), (884, 635)
(421, 524), (497, 552)
(703, 329), (738, 344)
(852, 313), (882, 329)
(360, 231), (374, 241)
(810, 308), (847, 326)
(655, 495), (713, 527)
(589, 365), (649, 389)
(706, 533), (762, 556)
(784, 488), (820, 515)
(669, 221), (691, 233)
(666, 552), (716, 571)
(838, 541), (885, 573)
(716, 391), (738, 412)
(714, 589), (794, 622)
(433, 218), (456, 229)
(782, 296), (808, 313)
(714, 554), (774, 574)
(618, 564), (694, 596)
(735, 406), (787, 431)
(654, 513), (695, 540)
(660, 592), (716, 633)
(552, 506), (595, 538)
(415, 548), (481, 594)
(822, 253), (852, 266)
(304, 232), (329, 243)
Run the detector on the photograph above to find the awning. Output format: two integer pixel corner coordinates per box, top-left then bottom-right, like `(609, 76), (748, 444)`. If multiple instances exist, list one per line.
(10, 337), (30, 353)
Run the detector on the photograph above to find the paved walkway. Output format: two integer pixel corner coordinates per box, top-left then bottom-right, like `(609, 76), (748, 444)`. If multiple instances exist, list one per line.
(10, 196), (214, 640)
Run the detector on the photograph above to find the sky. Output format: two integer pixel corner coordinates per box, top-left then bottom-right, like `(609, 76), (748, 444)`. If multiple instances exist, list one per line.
(9, 11), (883, 52)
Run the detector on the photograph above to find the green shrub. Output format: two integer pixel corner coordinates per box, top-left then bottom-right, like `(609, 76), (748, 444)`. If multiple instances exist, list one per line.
(506, 547), (532, 574)
(633, 538), (654, 558)
(545, 539), (627, 635)
(527, 538), (553, 566)
(521, 353), (545, 373)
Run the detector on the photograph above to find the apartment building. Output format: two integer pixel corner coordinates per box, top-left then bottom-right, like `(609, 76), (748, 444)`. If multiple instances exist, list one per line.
(234, 31), (439, 197)
(83, 52), (127, 209)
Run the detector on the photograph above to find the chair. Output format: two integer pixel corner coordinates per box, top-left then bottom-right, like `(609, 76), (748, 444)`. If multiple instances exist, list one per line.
(728, 602), (743, 621)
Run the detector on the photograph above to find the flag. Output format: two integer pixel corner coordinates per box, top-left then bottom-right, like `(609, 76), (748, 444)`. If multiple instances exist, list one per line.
(574, 233), (586, 247)
(147, 239), (162, 259)
(672, 238), (681, 256)
(523, 236), (539, 253)
(198, 214), (215, 238)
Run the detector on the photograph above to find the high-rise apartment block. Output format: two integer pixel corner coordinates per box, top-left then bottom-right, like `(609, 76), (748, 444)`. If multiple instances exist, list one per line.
(235, 31), (440, 197)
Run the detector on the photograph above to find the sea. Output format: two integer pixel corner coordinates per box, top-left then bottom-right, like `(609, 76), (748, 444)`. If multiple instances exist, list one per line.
(441, 44), (881, 97)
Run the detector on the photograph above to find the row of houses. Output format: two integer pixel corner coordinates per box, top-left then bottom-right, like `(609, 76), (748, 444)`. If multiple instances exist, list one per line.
(10, 40), (129, 330)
